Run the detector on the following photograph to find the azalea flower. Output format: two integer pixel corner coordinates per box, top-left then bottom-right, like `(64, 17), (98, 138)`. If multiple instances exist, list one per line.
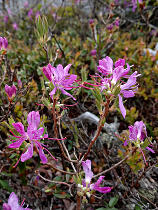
(78, 160), (112, 197)
(0, 37), (8, 50)
(96, 56), (140, 118)
(3, 192), (31, 210)
(12, 23), (18, 30)
(5, 84), (16, 100)
(8, 111), (57, 164)
(43, 63), (77, 100)
(28, 9), (33, 19)
(124, 121), (155, 162)
(97, 56), (130, 80)
(24, 1), (29, 8)
(90, 49), (97, 56)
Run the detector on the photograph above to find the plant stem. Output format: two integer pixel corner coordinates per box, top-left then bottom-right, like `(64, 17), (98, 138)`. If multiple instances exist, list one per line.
(76, 195), (81, 210)
(52, 98), (78, 163)
(93, 148), (137, 178)
(83, 98), (110, 160)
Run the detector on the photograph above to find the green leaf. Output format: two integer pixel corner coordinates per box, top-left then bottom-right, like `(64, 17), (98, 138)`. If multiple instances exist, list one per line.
(54, 193), (70, 199)
(0, 172), (13, 177)
(96, 208), (107, 210)
(0, 179), (13, 192)
(141, 138), (150, 149)
(109, 197), (119, 208)
(9, 153), (17, 159)
(134, 205), (142, 210)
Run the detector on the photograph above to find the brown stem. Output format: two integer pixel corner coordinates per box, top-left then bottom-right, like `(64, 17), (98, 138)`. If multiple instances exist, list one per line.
(52, 98), (58, 138)
(76, 195), (81, 210)
(93, 148), (137, 178)
(93, 155), (129, 178)
(36, 170), (71, 187)
(83, 98), (110, 160)
(43, 45), (49, 64)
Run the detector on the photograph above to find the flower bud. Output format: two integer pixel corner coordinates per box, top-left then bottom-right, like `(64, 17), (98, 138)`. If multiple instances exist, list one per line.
(5, 84), (16, 101)
(0, 37), (8, 51)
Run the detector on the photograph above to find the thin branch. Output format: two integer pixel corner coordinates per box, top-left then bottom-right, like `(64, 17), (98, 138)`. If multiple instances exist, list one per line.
(93, 155), (129, 178)
(36, 170), (71, 187)
(59, 118), (77, 172)
(82, 98), (110, 160)
(93, 148), (137, 178)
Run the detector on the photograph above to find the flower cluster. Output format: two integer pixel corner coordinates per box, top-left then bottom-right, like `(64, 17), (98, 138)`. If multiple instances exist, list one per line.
(78, 160), (112, 198)
(3, 192), (31, 210)
(97, 56), (140, 118)
(8, 111), (56, 164)
(43, 63), (77, 100)
(0, 37), (8, 51)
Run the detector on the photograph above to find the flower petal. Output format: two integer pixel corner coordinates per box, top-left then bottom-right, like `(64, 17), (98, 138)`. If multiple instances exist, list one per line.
(49, 87), (57, 99)
(8, 192), (20, 209)
(146, 146), (155, 153)
(8, 138), (25, 148)
(60, 88), (76, 100)
(12, 122), (25, 135)
(91, 185), (112, 193)
(27, 111), (40, 130)
(115, 58), (125, 67)
(82, 160), (93, 184)
(21, 144), (33, 162)
(64, 64), (72, 75)
(118, 94), (126, 118)
(90, 176), (112, 193)
(38, 147), (48, 164)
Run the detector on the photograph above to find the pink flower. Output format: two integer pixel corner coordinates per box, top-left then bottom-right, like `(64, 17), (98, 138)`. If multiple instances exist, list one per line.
(12, 23), (18, 30)
(0, 37), (8, 50)
(90, 49), (97, 56)
(24, 1), (29, 8)
(89, 19), (94, 25)
(35, 11), (40, 19)
(107, 24), (114, 31)
(3, 192), (31, 210)
(5, 84), (16, 100)
(114, 18), (120, 27)
(124, 121), (155, 162)
(43, 63), (77, 100)
(8, 111), (57, 164)
(98, 57), (130, 79)
(80, 160), (112, 195)
(96, 56), (139, 118)
(18, 80), (22, 88)
(28, 9), (33, 19)
(7, 8), (12, 16)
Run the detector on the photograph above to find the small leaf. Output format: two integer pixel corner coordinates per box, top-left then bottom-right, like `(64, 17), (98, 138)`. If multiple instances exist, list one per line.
(9, 153), (17, 159)
(109, 197), (119, 208)
(54, 193), (70, 199)
(96, 207), (106, 210)
(134, 205), (142, 210)
(96, 208), (107, 210)
(0, 179), (13, 192)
